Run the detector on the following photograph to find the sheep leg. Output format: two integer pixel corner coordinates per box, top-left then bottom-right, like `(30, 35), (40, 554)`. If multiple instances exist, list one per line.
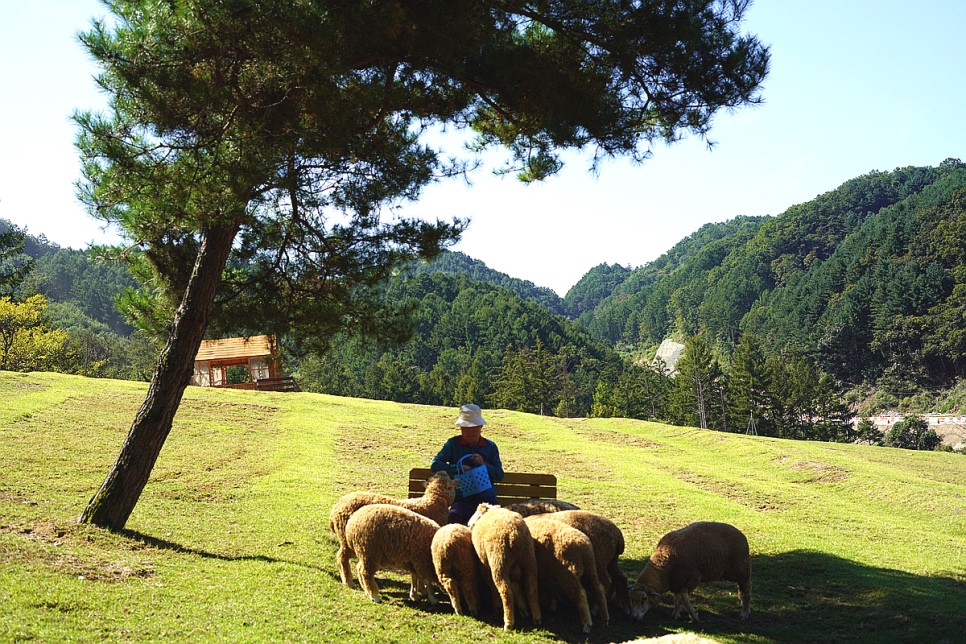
(336, 544), (355, 588)
(562, 576), (593, 633)
(422, 577), (439, 605)
(462, 573), (481, 616)
(738, 579), (752, 619)
(493, 577), (516, 631)
(610, 561), (631, 612)
(439, 575), (464, 615)
(596, 561), (612, 608)
(409, 571), (420, 601)
(510, 580), (529, 617)
(589, 577), (610, 627)
(356, 559), (382, 603)
(677, 590), (700, 622)
(484, 574), (502, 619)
(522, 559), (542, 626)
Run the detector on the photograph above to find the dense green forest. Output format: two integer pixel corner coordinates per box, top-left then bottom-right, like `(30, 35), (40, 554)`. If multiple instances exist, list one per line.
(580, 160), (966, 387)
(2, 159), (965, 449)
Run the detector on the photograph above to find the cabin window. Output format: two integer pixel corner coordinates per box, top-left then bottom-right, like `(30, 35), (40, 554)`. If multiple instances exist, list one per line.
(250, 357), (272, 380)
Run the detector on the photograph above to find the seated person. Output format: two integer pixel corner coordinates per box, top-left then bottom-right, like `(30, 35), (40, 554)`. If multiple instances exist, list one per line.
(431, 403), (504, 525)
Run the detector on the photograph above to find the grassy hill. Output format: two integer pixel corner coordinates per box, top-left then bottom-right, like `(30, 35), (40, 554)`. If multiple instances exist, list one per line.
(1, 372), (963, 643)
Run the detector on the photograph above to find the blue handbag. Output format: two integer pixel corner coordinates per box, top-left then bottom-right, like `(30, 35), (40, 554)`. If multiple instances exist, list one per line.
(455, 454), (493, 496)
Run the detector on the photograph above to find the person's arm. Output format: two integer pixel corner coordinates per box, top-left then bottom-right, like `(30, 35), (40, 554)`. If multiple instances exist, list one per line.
(431, 438), (460, 477)
(484, 442), (504, 481)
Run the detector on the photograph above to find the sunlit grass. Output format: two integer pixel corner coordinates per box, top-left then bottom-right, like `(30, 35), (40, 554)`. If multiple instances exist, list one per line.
(1, 371), (964, 642)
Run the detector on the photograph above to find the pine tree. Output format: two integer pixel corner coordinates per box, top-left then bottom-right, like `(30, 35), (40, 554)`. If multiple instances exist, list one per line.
(75, 0), (769, 530)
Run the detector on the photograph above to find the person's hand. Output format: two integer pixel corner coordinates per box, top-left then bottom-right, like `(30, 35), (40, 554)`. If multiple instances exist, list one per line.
(469, 454), (483, 467)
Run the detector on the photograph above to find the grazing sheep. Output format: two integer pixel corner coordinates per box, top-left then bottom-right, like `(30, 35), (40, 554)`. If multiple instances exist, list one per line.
(329, 472), (456, 587)
(629, 521), (752, 622)
(507, 499), (581, 517)
(431, 523), (483, 616)
(468, 503), (542, 631)
(542, 509), (630, 613)
(524, 515), (610, 634)
(343, 504), (441, 604)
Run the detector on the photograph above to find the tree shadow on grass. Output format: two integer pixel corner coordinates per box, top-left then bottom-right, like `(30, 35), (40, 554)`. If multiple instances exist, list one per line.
(115, 532), (964, 643)
(485, 550), (964, 644)
(120, 529), (329, 573)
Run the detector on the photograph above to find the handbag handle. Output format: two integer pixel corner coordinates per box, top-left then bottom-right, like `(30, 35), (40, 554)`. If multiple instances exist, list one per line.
(456, 454), (476, 473)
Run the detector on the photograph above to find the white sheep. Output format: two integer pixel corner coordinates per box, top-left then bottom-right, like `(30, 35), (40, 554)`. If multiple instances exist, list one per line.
(431, 523), (482, 616)
(342, 503), (441, 604)
(467, 503), (542, 631)
(506, 499), (581, 517)
(629, 521), (752, 622)
(329, 471), (456, 587)
(524, 514), (610, 633)
(541, 509), (630, 614)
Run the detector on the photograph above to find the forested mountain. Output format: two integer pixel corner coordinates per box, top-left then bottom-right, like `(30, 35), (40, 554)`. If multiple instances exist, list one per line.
(1, 220), (137, 334)
(565, 262), (634, 321)
(293, 270), (627, 417)
(0, 218), (157, 379)
(580, 215), (769, 345)
(416, 250), (567, 315)
(578, 160), (966, 390)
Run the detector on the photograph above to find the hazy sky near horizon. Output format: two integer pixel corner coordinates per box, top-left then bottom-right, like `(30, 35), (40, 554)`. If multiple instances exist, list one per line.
(2, 1), (965, 295)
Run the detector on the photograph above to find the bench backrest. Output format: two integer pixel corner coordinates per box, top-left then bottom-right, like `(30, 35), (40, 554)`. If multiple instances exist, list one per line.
(408, 467), (557, 507)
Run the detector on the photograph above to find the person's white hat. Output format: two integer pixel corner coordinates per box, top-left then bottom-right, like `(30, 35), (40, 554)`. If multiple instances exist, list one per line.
(455, 403), (486, 427)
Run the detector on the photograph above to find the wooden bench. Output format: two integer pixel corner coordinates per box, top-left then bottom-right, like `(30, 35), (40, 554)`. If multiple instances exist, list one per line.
(408, 467), (557, 507)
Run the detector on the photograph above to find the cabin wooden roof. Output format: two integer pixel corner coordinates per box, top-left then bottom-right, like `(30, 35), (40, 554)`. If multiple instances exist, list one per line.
(194, 335), (275, 362)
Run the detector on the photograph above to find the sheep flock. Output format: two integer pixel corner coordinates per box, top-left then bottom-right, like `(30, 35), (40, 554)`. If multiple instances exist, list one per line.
(328, 473), (753, 634)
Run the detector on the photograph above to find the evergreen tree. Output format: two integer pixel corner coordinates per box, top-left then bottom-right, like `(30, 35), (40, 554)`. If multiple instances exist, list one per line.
(885, 416), (943, 451)
(73, 0), (769, 529)
(728, 331), (771, 435)
(0, 224), (33, 298)
(492, 340), (564, 415)
(854, 418), (884, 446)
(672, 335), (725, 429)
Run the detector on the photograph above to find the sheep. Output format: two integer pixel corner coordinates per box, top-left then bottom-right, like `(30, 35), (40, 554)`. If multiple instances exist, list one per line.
(431, 523), (483, 616)
(467, 502), (542, 631)
(329, 471), (456, 587)
(629, 521), (752, 622)
(506, 499), (581, 517)
(541, 509), (631, 613)
(342, 503), (441, 604)
(524, 514), (610, 634)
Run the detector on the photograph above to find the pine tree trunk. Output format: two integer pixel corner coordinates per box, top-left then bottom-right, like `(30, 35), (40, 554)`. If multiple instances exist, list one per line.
(79, 222), (239, 531)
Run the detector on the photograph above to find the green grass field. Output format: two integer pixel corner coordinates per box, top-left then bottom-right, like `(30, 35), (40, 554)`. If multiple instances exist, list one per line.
(1, 371), (963, 643)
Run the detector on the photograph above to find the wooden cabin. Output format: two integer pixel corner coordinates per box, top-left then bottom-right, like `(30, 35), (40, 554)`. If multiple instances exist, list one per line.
(191, 335), (299, 392)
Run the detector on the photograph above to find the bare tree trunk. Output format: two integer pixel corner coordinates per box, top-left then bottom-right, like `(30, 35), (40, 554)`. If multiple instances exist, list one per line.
(79, 222), (239, 531)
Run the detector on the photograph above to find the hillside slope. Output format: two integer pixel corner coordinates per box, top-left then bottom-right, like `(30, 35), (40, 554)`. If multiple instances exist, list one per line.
(580, 161), (966, 391)
(2, 372), (963, 642)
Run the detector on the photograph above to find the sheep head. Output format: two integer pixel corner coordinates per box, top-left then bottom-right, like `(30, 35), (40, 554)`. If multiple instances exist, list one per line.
(426, 472), (457, 504)
(628, 563), (664, 620)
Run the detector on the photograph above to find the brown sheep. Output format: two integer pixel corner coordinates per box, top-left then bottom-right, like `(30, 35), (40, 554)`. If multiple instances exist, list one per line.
(343, 504), (440, 604)
(629, 521), (752, 622)
(506, 499), (581, 517)
(542, 509), (630, 613)
(431, 523), (482, 616)
(468, 503), (542, 631)
(524, 515), (610, 634)
(329, 471), (456, 587)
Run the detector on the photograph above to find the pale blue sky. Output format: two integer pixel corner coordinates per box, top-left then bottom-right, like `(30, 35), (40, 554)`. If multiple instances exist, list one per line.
(2, 1), (965, 295)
